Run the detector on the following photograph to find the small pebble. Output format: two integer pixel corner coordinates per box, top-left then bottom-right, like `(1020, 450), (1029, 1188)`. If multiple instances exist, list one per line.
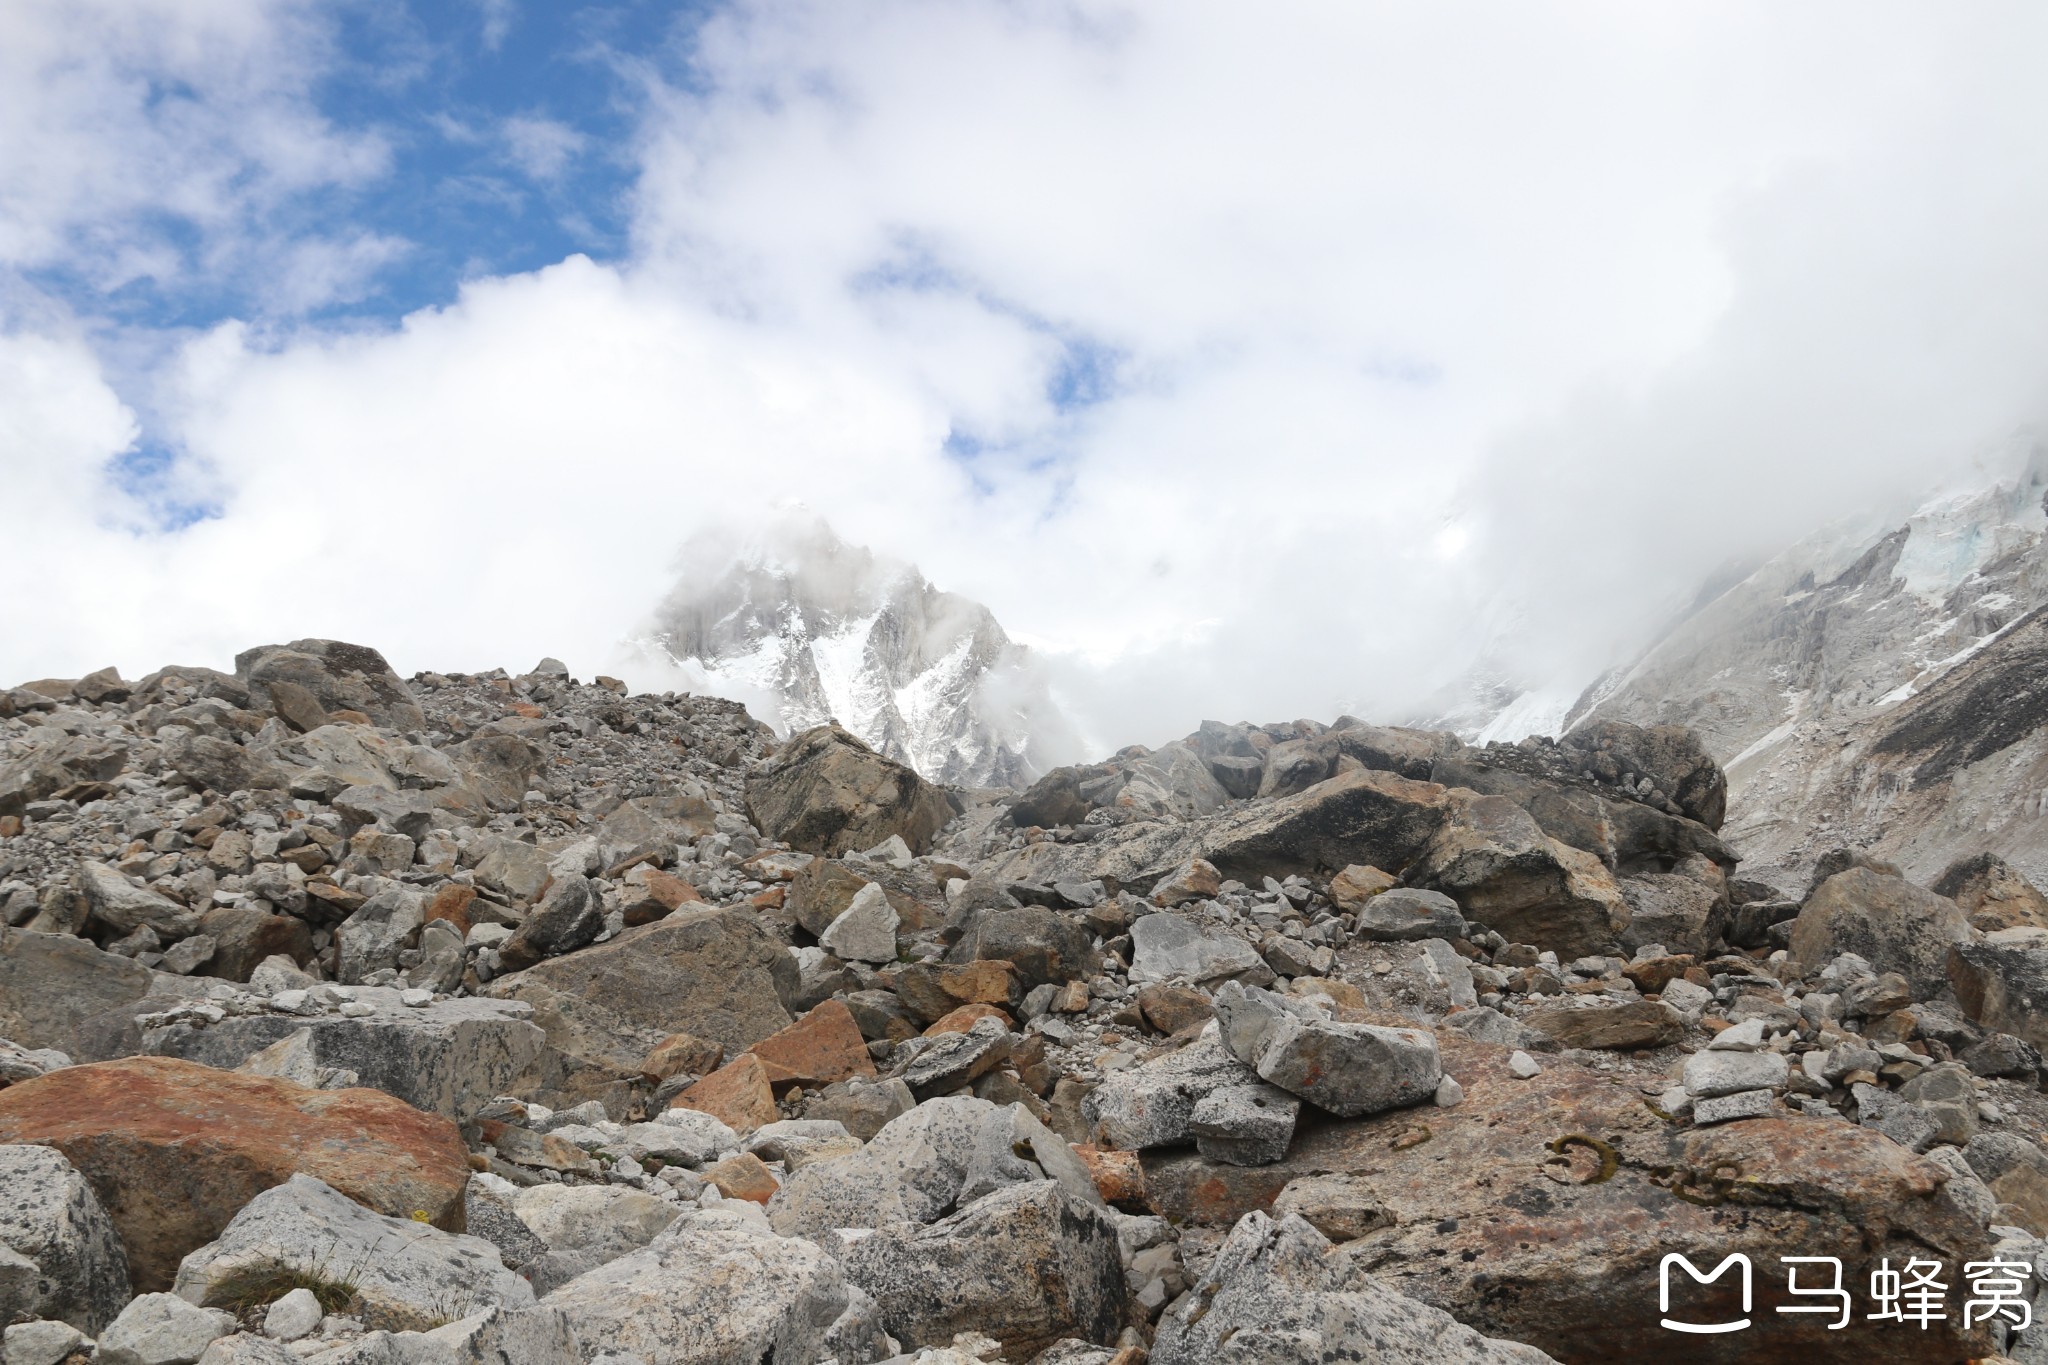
(1508, 1051), (1541, 1079)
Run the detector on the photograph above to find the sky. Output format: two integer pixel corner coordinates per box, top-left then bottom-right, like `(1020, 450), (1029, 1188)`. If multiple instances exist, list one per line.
(5, 1), (2048, 756)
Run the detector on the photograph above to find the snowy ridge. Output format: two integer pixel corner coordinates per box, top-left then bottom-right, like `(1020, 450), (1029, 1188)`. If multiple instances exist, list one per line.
(625, 518), (1080, 789)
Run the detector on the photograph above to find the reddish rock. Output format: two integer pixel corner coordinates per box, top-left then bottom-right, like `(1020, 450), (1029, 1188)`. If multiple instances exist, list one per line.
(746, 1000), (877, 1090)
(621, 866), (701, 927)
(1073, 1145), (1146, 1209)
(195, 903), (312, 981)
(924, 1003), (1014, 1037)
(671, 1054), (780, 1132)
(891, 959), (1023, 1023)
(705, 1152), (780, 1204)
(423, 883), (477, 935)
(0, 1057), (469, 1292)
(1620, 954), (1697, 995)
(1136, 983), (1212, 1035)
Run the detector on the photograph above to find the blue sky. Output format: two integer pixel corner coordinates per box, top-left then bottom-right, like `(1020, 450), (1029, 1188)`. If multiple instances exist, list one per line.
(30, 2), (703, 334)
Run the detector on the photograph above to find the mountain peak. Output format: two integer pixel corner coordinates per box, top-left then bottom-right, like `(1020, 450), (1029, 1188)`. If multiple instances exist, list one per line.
(628, 517), (1078, 788)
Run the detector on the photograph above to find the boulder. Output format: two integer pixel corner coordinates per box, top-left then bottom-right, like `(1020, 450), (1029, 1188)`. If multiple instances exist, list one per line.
(1951, 928), (2048, 1052)
(1197, 768), (1453, 883)
(1411, 797), (1628, 958)
(504, 1185), (681, 1292)
(1211, 983), (1441, 1118)
(947, 905), (1095, 988)
(671, 1055), (780, 1133)
(1353, 887), (1465, 942)
(172, 1175), (532, 1332)
(769, 1096), (1101, 1243)
(0, 926), (152, 1054)
(496, 876), (601, 972)
(745, 724), (956, 857)
(835, 1180), (1125, 1359)
(1617, 860), (1725, 958)
(142, 989), (544, 1119)
(0, 1057), (469, 1291)
(486, 908), (795, 1107)
(1081, 1031), (1263, 1151)
(1139, 1033), (1995, 1363)
(1148, 858), (1221, 908)
(1559, 719), (1728, 831)
(1128, 914), (1264, 984)
(1520, 1000), (1685, 1051)
(0, 730), (128, 817)
(891, 961), (1022, 1025)
(0, 1143), (130, 1332)
(1789, 869), (1973, 1001)
(1934, 852), (2048, 932)
(1327, 864), (1398, 914)
(193, 905), (312, 982)
(746, 1000), (877, 1090)
(336, 887), (424, 984)
(544, 1208), (865, 1365)
(817, 883), (899, 965)
(235, 640), (425, 733)
(1152, 1210), (1556, 1365)
(97, 1293), (235, 1365)
(1010, 766), (1096, 828)
(785, 858), (874, 937)
(79, 862), (204, 941)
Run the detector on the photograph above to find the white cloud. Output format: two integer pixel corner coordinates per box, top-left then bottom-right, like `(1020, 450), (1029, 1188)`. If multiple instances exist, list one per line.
(0, 0), (385, 302)
(502, 115), (587, 182)
(9, 1), (2048, 759)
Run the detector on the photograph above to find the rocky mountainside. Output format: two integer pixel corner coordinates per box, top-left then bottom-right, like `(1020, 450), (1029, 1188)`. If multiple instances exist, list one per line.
(631, 520), (1076, 790)
(6, 639), (2048, 1362)
(1567, 448), (2048, 889)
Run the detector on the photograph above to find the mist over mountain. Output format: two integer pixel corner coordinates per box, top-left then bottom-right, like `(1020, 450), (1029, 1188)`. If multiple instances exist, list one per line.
(625, 517), (1082, 788)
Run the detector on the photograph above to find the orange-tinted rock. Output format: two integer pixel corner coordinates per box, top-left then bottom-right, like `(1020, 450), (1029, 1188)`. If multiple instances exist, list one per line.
(705, 1152), (780, 1205)
(746, 885), (785, 915)
(621, 866), (701, 927)
(747, 1000), (877, 1090)
(1074, 1144), (1146, 1209)
(924, 1003), (1014, 1037)
(642, 1032), (724, 1081)
(0, 1056), (469, 1292)
(671, 1054), (780, 1132)
(423, 883), (477, 935)
(1136, 983), (1212, 1035)
(891, 959), (1022, 1023)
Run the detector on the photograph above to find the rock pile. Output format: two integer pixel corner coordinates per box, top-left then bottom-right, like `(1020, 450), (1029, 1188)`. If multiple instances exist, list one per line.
(3, 644), (2048, 1362)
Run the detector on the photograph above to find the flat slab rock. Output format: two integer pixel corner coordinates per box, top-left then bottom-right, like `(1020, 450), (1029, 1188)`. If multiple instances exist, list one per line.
(1139, 1033), (1999, 1363)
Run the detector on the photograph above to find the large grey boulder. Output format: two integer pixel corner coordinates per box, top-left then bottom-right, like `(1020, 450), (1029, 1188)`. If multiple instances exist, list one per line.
(946, 905), (1095, 989)
(818, 883), (899, 965)
(1410, 797), (1628, 959)
(485, 908), (796, 1090)
(1212, 982), (1441, 1118)
(745, 724), (956, 857)
(1559, 720), (1728, 831)
(496, 876), (602, 972)
(504, 1185), (680, 1294)
(1789, 869), (1974, 1001)
(1152, 1210), (1557, 1364)
(336, 888), (424, 984)
(0, 730), (127, 818)
(835, 1180), (1126, 1360)
(1353, 888), (1465, 942)
(0, 927), (153, 1054)
(1129, 914), (1264, 984)
(79, 863), (204, 941)
(235, 640), (425, 733)
(98, 1292), (235, 1365)
(171, 1175), (533, 1332)
(1950, 928), (2048, 1052)
(1080, 1030), (1263, 1150)
(769, 1096), (1100, 1243)
(0, 1143), (131, 1332)
(545, 1208), (873, 1365)
(143, 989), (544, 1119)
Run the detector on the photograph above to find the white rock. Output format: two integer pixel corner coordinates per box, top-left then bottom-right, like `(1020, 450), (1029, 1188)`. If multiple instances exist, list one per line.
(97, 1293), (234, 1365)
(819, 883), (900, 965)
(0, 1143), (131, 1334)
(4, 1320), (88, 1365)
(400, 988), (432, 1008)
(1707, 1018), (1767, 1051)
(1508, 1051), (1541, 1079)
(260, 1288), (321, 1342)
(1434, 1076), (1464, 1108)
(172, 1175), (533, 1332)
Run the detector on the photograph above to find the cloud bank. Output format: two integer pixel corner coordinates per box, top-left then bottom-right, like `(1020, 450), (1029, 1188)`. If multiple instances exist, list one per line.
(5, 1), (2048, 757)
